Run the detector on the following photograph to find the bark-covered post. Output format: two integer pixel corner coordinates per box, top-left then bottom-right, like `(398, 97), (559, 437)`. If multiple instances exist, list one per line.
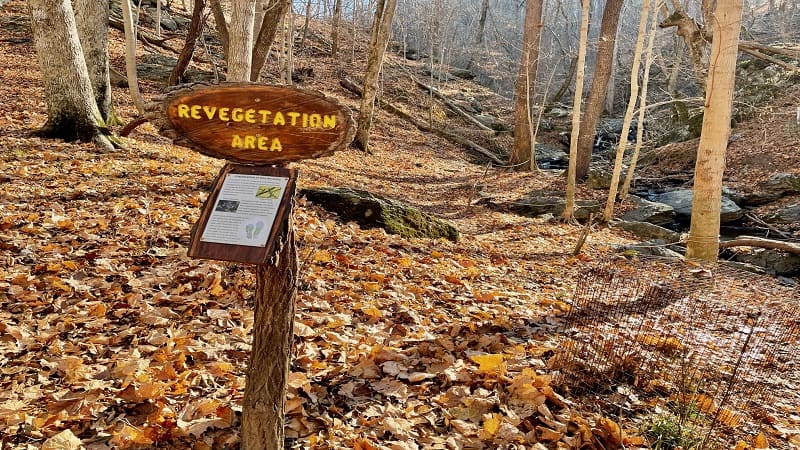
(147, 84), (355, 449)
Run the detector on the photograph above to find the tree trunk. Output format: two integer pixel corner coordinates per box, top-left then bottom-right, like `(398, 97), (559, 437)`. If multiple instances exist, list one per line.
(686, 0), (743, 261)
(475, 0), (489, 44)
(27, 0), (112, 150)
(209, 0), (230, 60)
(603, 0), (650, 221)
(659, 6), (708, 88)
(620, 0), (659, 200)
(73, 0), (113, 122)
(120, 0), (146, 115)
(250, 0), (291, 81)
(240, 226), (298, 450)
(510, 0), (544, 170)
(354, 0), (399, 152)
(331, 0), (342, 56)
(227, 0), (256, 81)
(574, 0), (625, 180)
(564, 0), (591, 221)
(169, 0), (206, 86)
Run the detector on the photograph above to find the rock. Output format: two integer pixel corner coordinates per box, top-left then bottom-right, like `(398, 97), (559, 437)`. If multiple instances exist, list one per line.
(617, 240), (684, 258)
(421, 64), (475, 81)
(763, 204), (800, 224)
(621, 197), (675, 226)
(448, 67), (475, 80)
(614, 221), (681, 244)
(732, 248), (800, 276)
(587, 163), (626, 190)
(656, 189), (744, 223)
(739, 172), (800, 205)
(535, 144), (568, 169)
(300, 187), (459, 242)
(137, 53), (215, 83)
(510, 190), (601, 220)
(474, 114), (509, 132)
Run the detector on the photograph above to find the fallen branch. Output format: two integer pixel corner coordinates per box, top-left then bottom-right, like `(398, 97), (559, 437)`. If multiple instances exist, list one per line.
(719, 236), (800, 255)
(109, 16), (183, 55)
(739, 40), (800, 60)
(740, 47), (798, 71)
(340, 78), (505, 165)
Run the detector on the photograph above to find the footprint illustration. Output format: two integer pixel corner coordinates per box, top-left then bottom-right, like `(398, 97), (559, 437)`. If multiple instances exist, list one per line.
(253, 221), (265, 238)
(246, 223), (254, 239)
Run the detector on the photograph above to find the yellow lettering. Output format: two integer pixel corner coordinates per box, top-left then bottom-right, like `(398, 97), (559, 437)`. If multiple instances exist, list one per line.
(245, 109), (257, 124)
(259, 110), (272, 123)
(218, 107), (230, 121)
(244, 135), (256, 149)
(323, 115), (337, 128)
(177, 104), (190, 118)
(202, 105), (217, 119)
(190, 105), (201, 120)
(258, 136), (269, 150)
(232, 108), (244, 122)
(270, 138), (282, 152)
(231, 134), (244, 148)
(309, 114), (322, 128)
(287, 112), (300, 126)
(302, 113), (309, 127)
(273, 112), (285, 126)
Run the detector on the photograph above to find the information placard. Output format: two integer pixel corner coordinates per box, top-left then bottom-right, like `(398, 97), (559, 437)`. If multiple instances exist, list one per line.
(188, 164), (297, 264)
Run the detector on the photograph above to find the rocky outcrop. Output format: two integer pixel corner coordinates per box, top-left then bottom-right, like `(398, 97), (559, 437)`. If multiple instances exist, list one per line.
(621, 197), (676, 226)
(510, 190), (601, 220)
(732, 249), (800, 276)
(137, 54), (215, 84)
(656, 189), (743, 223)
(614, 221), (681, 244)
(734, 173), (800, 205)
(300, 187), (459, 242)
(535, 144), (568, 169)
(764, 204), (800, 224)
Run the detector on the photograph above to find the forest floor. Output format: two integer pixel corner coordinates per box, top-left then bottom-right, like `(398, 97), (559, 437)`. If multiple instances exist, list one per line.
(1, 1), (799, 449)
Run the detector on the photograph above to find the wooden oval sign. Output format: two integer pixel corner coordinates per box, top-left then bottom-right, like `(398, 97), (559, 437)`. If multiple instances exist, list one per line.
(148, 83), (355, 165)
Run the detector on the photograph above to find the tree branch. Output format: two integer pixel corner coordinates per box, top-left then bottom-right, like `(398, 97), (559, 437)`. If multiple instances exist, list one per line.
(719, 236), (800, 255)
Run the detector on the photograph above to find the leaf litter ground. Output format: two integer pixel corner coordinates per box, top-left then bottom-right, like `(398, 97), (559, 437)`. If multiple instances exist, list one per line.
(1, 2), (799, 449)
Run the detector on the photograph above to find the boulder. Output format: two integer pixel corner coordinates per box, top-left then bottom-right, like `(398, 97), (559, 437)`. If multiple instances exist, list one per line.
(614, 221), (681, 244)
(621, 197), (675, 226)
(474, 114), (509, 132)
(739, 172), (800, 205)
(656, 189), (743, 223)
(763, 204), (800, 224)
(587, 163), (626, 190)
(535, 144), (568, 169)
(617, 240), (683, 258)
(300, 187), (459, 242)
(137, 54), (215, 83)
(510, 190), (601, 220)
(732, 248), (800, 276)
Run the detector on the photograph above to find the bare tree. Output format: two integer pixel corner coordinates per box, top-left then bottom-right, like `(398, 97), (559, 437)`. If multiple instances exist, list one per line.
(574, 0), (625, 180)
(686, 0), (743, 261)
(73, 0), (115, 123)
(564, 0), (591, 221)
(354, 0), (399, 152)
(27, 0), (115, 150)
(510, 0), (544, 170)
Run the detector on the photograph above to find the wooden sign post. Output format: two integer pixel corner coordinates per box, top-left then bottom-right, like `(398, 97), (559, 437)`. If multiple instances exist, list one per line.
(148, 83), (354, 449)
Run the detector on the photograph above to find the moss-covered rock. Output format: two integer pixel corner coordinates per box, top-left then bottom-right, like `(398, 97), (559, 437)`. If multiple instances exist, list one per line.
(300, 187), (459, 241)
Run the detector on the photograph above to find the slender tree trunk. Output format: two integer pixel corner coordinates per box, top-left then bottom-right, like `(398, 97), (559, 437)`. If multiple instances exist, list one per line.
(604, 0), (650, 221)
(620, 0), (659, 200)
(121, 0), (146, 115)
(209, 0), (230, 59)
(686, 0), (743, 261)
(169, 0), (206, 86)
(28, 0), (113, 150)
(331, 0), (342, 56)
(73, 0), (114, 123)
(228, 0), (256, 80)
(574, 0), (625, 180)
(510, 0), (544, 170)
(354, 0), (399, 152)
(564, 0), (591, 221)
(241, 227), (298, 450)
(300, 0), (312, 48)
(250, 0), (292, 81)
(605, 38), (618, 113)
(475, 0), (489, 44)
